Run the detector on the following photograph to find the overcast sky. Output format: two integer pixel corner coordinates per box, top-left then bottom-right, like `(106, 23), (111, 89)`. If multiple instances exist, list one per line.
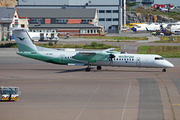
(154, 0), (180, 7)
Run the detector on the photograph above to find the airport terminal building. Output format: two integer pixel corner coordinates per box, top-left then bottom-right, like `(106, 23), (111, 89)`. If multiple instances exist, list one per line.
(17, 0), (126, 33)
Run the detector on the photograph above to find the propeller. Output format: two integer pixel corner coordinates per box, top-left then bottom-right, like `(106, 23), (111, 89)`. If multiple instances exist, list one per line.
(109, 53), (115, 64)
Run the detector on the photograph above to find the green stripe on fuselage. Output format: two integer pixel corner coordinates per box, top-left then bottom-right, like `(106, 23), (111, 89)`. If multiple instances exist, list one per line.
(17, 52), (61, 64)
(17, 51), (84, 65)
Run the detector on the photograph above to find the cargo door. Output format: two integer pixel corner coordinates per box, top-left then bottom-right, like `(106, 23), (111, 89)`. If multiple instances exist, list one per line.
(136, 57), (141, 67)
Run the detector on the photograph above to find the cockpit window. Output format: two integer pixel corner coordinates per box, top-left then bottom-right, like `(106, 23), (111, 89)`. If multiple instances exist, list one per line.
(155, 57), (164, 60)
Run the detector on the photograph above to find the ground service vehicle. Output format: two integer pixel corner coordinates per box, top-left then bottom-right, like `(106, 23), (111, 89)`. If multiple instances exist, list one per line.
(0, 87), (20, 101)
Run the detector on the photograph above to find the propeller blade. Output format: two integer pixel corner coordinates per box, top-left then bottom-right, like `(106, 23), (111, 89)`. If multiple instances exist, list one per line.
(109, 53), (115, 64)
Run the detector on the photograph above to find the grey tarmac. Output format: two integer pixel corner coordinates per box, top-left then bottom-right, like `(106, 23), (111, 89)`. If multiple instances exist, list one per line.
(0, 48), (180, 120)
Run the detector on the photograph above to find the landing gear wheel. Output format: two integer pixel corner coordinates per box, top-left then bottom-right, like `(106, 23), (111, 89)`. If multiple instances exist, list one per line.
(162, 69), (166, 72)
(85, 67), (91, 72)
(97, 66), (102, 70)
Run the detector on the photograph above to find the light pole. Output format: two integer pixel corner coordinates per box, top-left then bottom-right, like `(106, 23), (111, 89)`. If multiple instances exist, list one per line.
(119, 0), (122, 34)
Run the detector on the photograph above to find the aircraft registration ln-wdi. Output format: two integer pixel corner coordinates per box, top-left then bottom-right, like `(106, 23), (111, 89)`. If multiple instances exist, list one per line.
(12, 27), (174, 72)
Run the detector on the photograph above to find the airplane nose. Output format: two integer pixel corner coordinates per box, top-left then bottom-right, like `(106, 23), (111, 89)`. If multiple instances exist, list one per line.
(169, 63), (174, 68)
(166, 61), (174, 68)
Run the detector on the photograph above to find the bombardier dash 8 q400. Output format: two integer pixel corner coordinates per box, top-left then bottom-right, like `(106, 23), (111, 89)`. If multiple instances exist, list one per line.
(12, 27), (174, 72)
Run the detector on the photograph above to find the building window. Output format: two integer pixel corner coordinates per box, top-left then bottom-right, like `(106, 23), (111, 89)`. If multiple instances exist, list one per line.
(113, 10), (119, 13)
(83, 30), (86, 34)
(31, 19), (42, 23)
(106, 18), (111, 21)
(99, 10), (105, 13)
(80, 30), (83, 34)
(87, 30), (90, 34)
(106, 10), (111, 13)
(99, 18), (105, 21)
(81, 19), (92, 22)
(113, 18), (119, 21)
(94, 30), (96, 34)
(91, 30), (93, 33)
(97, 30), (99, 33)
(56, 19), (68, 23)
(21, 24), (25, 28)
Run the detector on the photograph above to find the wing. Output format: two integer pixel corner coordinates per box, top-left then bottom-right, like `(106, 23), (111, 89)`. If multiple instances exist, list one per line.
(72, 52), (109, 63)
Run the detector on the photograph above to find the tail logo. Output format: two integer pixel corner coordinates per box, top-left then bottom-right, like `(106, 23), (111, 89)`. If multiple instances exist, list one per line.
(18, 37), (25, 41)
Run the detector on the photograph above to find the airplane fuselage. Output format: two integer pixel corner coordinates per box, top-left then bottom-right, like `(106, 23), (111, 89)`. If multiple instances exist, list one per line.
(17, 50), (174, 69)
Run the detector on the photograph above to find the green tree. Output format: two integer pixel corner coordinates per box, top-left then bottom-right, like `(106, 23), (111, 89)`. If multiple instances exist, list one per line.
(126, 0), (136, 7)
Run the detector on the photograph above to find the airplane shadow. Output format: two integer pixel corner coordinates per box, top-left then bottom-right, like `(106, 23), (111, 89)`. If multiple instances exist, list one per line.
(56, 68), (94, 73)
(5, 68), (161, 73)
(94, 69), (161, 73)
(56, 68), (161, 73)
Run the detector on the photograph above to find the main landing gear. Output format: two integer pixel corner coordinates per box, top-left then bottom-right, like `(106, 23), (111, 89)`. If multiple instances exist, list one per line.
(85, 67), (91, 72)
(85, 65), (102, 72)
(162, 68), (166, 72)
(85, 63), (91, 72)
(97, 66), (102, 70)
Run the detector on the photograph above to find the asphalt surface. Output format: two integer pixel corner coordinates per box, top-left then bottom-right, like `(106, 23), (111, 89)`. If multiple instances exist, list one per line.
(1, 32), (180, 120)
(0, 48), (180, 120)
(137, 78), (163, 120)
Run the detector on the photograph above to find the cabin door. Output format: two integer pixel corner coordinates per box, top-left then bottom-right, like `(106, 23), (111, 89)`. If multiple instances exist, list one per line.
(136, 57), (141, 66)
(60, 54), (65, 63)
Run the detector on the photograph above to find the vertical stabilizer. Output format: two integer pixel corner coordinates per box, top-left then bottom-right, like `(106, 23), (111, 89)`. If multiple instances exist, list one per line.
(12, 19), (37, 52)
(12, 28), (37, 52)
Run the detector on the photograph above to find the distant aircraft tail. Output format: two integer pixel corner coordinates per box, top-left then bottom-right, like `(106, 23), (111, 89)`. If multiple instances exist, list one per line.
(12, 28), (37, 52)
(162, 29), (165, 33)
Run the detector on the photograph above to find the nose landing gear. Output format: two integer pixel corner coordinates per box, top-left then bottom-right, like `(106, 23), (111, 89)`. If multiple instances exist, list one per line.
(97, 66), (102, 70)
(162, 68), (166, 72)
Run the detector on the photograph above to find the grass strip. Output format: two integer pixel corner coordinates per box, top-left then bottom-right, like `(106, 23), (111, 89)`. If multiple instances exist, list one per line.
(76, 36), (148, 40)
(137, 46), (180, 58)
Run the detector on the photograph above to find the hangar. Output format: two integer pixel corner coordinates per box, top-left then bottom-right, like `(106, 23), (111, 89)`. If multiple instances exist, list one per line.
(17, 0), (126, 33)
(17, 8), (103, 36)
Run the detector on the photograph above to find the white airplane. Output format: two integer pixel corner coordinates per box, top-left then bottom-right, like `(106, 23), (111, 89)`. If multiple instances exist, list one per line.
(28, 32), (59, 41)
(12, 27), (174, 72)
(132, 23), (161, 32)
(166, 23), (180, 35)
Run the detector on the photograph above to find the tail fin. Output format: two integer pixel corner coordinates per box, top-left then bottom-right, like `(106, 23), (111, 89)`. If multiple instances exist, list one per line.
(12, 28), (37, 52)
